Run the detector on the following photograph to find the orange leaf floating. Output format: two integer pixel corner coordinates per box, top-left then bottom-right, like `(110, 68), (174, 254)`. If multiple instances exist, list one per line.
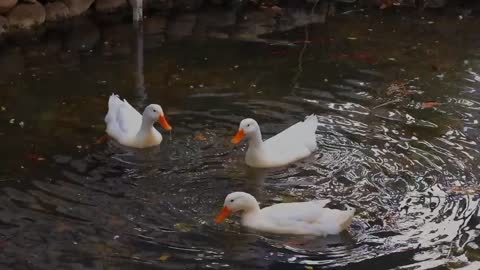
(194, 132), (207, 141)
(379, 0), (400, 9)
(95, 134), (110, 144)
(159, 255), (171, 262)
(422, 101), (441, 108)
(26, 153), (46, 161)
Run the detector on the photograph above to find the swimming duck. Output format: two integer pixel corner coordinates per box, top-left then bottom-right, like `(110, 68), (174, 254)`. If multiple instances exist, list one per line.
(216, 192), (355, 236)
(104, 94), (172, 148)
(231, 115), (318, 168)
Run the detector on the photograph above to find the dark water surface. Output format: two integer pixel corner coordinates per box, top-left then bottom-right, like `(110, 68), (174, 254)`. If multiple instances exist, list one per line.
(0, 5), (480, 270)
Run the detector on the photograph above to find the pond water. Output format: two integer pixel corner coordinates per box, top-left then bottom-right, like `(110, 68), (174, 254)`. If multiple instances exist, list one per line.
(0, 4), (480, 270)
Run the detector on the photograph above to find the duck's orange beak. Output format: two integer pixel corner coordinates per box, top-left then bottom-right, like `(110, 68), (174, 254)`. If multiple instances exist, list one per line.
(158, 115), (172, 131)
(231, 129), (245, 144)
(215, 206), (232, 223)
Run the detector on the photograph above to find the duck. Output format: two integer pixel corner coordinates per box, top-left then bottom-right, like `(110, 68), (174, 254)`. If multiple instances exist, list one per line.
(231, 114), (318, 168)
(215, 192), (355, 236)
(104, 94), (172, 148)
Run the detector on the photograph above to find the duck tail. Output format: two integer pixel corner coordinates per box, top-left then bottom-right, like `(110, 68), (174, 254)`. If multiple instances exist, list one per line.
(106, 94), (122, 123)
(304, 114), (318, 132)
(340, 206), (355, 230)
(302, 114), (318, 151)
(108, 93), (122, 109)
(304, 114), (318, 124)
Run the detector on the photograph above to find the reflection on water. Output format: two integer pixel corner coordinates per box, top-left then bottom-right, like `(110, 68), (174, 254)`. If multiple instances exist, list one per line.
(0, 4), (480, 270)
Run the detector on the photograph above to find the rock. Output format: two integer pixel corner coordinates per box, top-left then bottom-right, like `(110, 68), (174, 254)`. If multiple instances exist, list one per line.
(96, 0), (127, 12)
(64, 0), (94, 16)
(7, 1), (46, 29)
(45, 2), (70, 22)
(0, 16), (7, 34)
(0, 0), (17, 15)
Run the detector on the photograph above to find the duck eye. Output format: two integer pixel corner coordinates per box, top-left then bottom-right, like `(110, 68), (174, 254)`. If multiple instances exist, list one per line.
(230, 199), (234, 202)
(247, 124), (250, 127)
(153, 109), (157, 113)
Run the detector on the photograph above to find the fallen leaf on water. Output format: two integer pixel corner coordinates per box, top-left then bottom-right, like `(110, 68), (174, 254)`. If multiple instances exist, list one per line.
(451, 186), (479, 195)
(0, 240), (8, 249)
(271, 5), (282, 11)
(174, 223), (193, 232)
(158, 254), (171, 262)
(55, 222), (73, 232)
(379, 0), (399, 9)
(271, 50), (288, 56)
(422, 101), (441, 108)
(194, 132), (207, 141)
(293, 40), (311, 44)
(386, 80), (409, 96)
(351, 52), (378, 64)
(280, 194), (298, 203)
(330, 52), (377, 64)
(108, 216), (126, 226)
(95, 243), (114, 256)
(26, 153), (46, 161)
(95, 134), (110, 144)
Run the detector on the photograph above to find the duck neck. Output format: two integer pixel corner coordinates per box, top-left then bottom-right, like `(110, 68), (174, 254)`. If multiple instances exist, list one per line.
(136, 116), (155, 138)
(241, 202), (261, 224)
(247, 129), (263, 149)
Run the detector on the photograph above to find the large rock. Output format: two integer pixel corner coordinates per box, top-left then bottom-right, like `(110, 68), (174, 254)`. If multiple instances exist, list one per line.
(96, 0), (127, 12)
(64, 0), (94, 16)
(0, 16), (7, 34)
(45, 2), (70, 22)
(7, 1), (46, 29)
(0, 0), (17, 15)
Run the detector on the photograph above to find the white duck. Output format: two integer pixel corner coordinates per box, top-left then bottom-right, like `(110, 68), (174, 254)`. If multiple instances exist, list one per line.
(231, 115), (318, 168)
(104, 94), (172, 148)
(216, 192), (355, 236)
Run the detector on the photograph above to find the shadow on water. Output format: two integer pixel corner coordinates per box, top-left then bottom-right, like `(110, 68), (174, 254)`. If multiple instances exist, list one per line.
(0, 3), (480, 270)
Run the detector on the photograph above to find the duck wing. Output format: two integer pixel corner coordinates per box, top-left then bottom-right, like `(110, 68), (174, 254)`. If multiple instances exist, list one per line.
(117, 99), (142, 134)
(261, 200), (330, 223)
(105, 94), (142, 138)
(260, 115), (318, 164)
(264, 115), (317, 150)
(260, 201), (355, 235)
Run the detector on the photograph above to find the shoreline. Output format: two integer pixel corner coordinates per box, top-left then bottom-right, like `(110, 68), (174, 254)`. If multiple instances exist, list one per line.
(0, 0), (478, 35)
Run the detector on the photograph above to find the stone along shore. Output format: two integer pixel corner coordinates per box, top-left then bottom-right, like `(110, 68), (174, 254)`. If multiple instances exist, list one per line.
(0, 0), (209, 34)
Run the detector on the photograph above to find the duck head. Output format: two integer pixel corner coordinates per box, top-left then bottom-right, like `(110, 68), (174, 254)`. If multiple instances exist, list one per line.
(231, 118), (260, 144)
(216, 192), (259, 223)
(144, 104), (172, 130)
